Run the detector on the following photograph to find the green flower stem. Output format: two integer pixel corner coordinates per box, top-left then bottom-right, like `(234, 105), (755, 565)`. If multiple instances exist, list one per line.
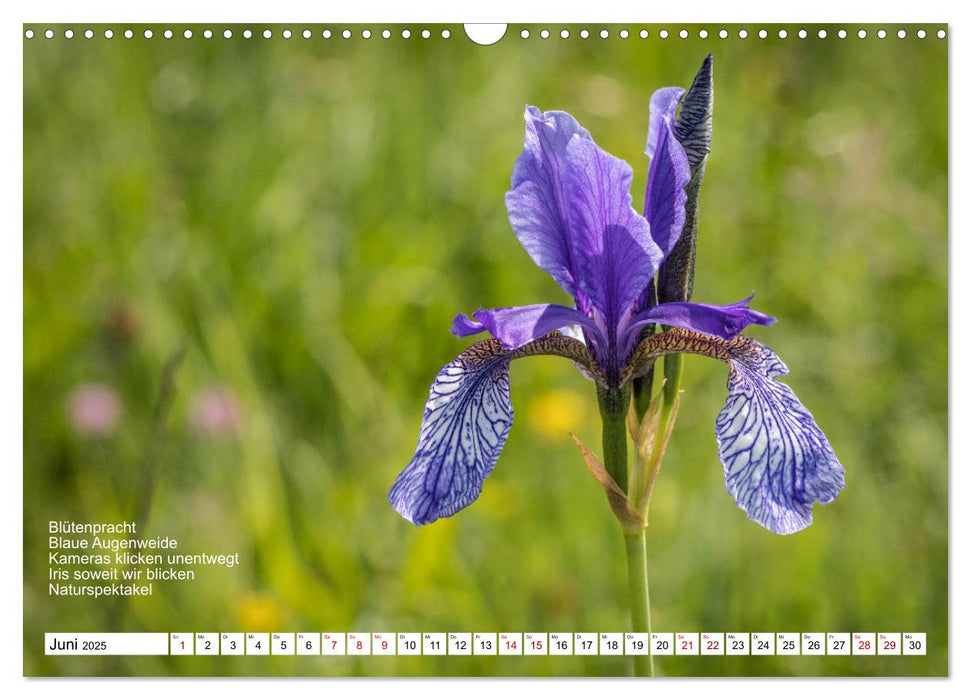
(632, 363), (655, 421)
(636, 351), (684, 517)
(622, 350), (683, 678)
(597, 385), (631, 493)
(662, 351), (683, 405)
(598, 385), (655, 677)
(625, 530), (654, 677)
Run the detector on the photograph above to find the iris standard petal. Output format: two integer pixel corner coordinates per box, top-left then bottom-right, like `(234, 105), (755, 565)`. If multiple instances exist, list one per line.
(716, 342), (845, 534)
(644, 116), (691, 259)
(505, 106), (593, 300)
(389, 340), (515, 526)
(563, 133), (663, 339)
(645, 86), (685, 158)
(452, 303), (605, 350)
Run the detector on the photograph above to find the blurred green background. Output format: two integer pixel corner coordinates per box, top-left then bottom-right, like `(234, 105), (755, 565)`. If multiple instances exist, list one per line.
(24, 24), (947, 676)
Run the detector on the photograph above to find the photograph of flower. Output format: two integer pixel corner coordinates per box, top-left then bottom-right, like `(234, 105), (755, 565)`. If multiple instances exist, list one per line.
(24, 23), (947, 677)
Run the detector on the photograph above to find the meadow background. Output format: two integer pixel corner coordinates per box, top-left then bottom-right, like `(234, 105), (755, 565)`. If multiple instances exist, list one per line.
(23, 24), (948, 676)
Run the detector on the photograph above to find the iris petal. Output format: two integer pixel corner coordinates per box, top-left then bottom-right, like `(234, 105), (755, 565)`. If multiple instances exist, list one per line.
(506, 106), (662, 335)
(622, 296), (775, 356)
(450, 312), (486, 337)
(389, 339), (514, 526)
(645, 118), (691, 259)
(645, 86), (685, 158)
(622, 328), (844, 534)
(452, 303), (605, 350)
(505, 107), (593, 300)
(563, 134), (663, 340)
(716, 342), (845, 534)
(390, 331), (609, 527)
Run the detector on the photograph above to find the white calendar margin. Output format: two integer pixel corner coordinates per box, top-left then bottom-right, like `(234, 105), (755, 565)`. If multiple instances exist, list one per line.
(7, 0), (965, 699)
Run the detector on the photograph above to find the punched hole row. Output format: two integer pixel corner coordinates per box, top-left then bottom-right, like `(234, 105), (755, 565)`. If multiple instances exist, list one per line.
(24, 27), (947, 41)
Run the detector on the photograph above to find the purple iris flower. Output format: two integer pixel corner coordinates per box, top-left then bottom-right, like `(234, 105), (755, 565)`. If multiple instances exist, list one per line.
(390, 59), (844, 534)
